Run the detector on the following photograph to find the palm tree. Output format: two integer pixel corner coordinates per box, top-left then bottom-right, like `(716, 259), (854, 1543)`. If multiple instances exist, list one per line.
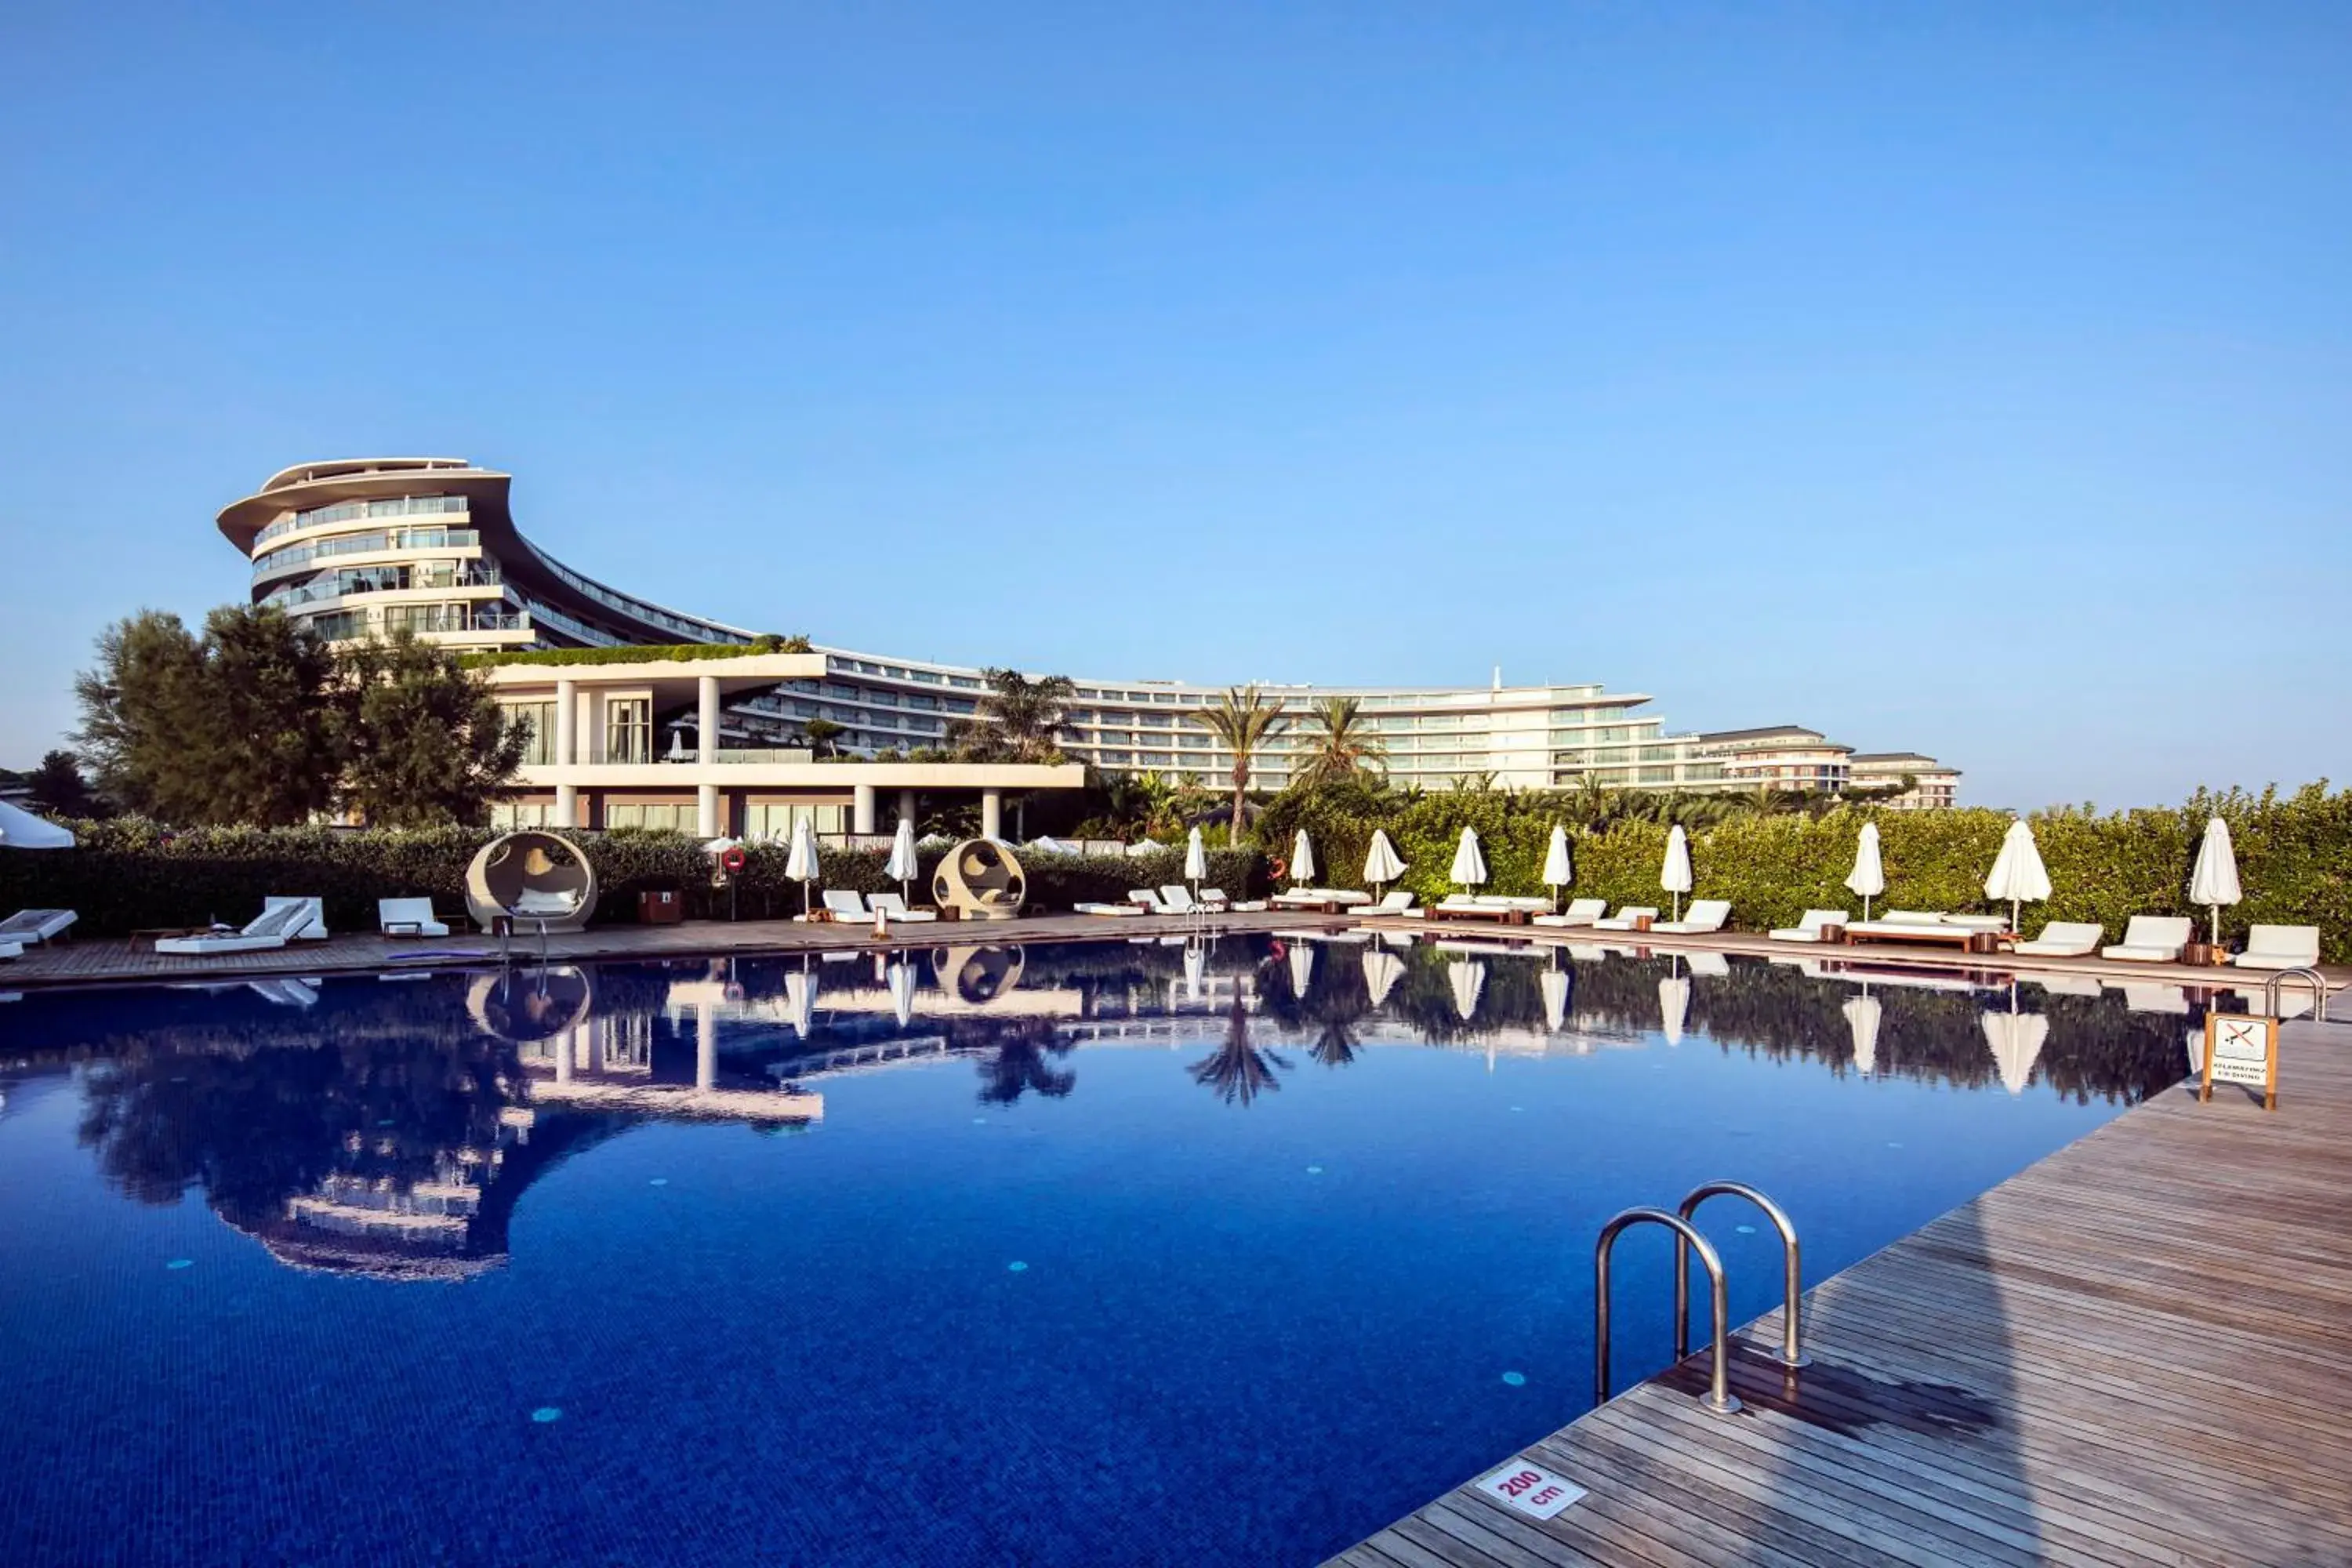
(1296, 695), (1387, 786)
(1189, 685), (1286, 841)
(952, 667), (1075, 763)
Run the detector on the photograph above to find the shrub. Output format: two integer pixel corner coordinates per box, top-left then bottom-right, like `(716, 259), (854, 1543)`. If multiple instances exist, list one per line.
(0, 822), (1266, 935)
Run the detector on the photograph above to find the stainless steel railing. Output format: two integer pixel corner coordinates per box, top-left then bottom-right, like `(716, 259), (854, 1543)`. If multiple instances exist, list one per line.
(2264, 967), (2330, 1023)
(1595, 1207), (1741, 1416)
(1675, 1181), (1808, 1370)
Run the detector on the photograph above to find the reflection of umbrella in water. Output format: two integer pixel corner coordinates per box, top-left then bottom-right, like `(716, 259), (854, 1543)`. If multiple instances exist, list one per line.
(1658, 957), (1690, 1046)
(1541, 961), (1573, 1033)
(1182, 938), (1206, 1003)
(1842, 986), (1882, 1076)
(1447, 959), (1486, 1023)
(1287, 940), (1316, 999)
(887, 960), (918, 1028)
(1980, 983), (2049, 1096)
(1361, 948), (1406, 1010)
(785, 964), (818, 1038)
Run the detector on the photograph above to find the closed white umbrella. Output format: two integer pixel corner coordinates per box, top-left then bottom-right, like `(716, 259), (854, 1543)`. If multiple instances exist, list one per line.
(0, 800), (74, 849)
(1185, 825), (1208, 895)
(1290, 829), (1316, 888)
(1362, 948), (1406, 1009)
(1447, 958), (1486, 1022)
(1448, 826), (1488, 891)
(1982, 818), (2052, 935)
(885, 818), (920, 905)
(1541, 824), (1573, 913)
(886, 960), (918, 1027)
(2188, 815), (2241, 947)
(1660, 825), (1693, 922)
(1541, 964), (1573, 1033)
(1658, 967), (1690, 1047)
(1846, 822), (1886, 922)
(1842, 990), (1881, 1076)
(1288, 940), (1316, 998)
(1362, 829), (1406, 899)
(785, 815), (821, 918)
(1981, 988), (2048, 1096)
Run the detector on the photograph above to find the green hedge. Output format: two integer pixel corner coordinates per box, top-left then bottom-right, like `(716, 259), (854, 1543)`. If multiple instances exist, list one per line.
(0, 821), (1265, 936)
(1255, 782), (2350, 962)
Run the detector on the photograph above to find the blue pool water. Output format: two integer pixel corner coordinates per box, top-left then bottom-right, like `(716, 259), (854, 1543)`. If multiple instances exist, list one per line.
(0, 935), (2211, 1565)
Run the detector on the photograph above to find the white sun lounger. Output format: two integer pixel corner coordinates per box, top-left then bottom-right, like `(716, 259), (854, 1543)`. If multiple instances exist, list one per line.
(1198, 887), (1269, 913)
(155, 897), (323, 956)
(1653, 899), (1731, 935)
(263, 895), (329, 940)
(0, 909), (77, 946)
(1592, 906), (1660, 931)
(1769, 909), (1849, 943)
(2013, 921), (2103, 957)
(1156, 885), (1203, 915)
(0, 938), (23, 961)
(867, 892), (938, 924)
(377, 897), (452, 938)
(821, 889), (869, 920)
(1533, 898), (1607, 929)
(1074, 900), (1144, 915)
(2232, 924), (2321, 971)
(2101, 915), (2193, 964)
(1359, 890), (1418, 918)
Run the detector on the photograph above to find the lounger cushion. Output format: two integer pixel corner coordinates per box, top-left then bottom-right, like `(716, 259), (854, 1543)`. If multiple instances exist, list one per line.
(0, 909), (76, 945)
(821, 890), (867, 918)
(2232, 925), (2321, 969)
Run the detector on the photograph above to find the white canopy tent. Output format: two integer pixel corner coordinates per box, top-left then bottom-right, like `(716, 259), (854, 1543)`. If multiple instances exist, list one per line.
(1846, 822), (1886, 922)
(2187, 815), (2241, 947)
(0, 800), (74, 850)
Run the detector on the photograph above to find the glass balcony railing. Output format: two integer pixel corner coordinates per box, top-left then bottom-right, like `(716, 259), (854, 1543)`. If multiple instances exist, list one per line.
(252, 495), (469, 549)
(252, 528), (481, 578)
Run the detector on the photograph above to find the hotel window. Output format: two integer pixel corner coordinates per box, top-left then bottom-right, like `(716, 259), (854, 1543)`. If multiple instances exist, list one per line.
(491, 800), (554, 828)
(604, 698), (652, 764)
(506, 702), (557, 765)
(604, 801), (697, 831)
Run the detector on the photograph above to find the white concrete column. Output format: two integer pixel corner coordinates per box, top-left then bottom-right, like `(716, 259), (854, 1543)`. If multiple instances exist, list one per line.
(696, 1004), (717, 1092)
(852, 784), (877, 836)
(554, 783), (578, 829)
(554, 679), (578, 764)
(697, 782), (720, 840)
(697, 674), (720, 763)
(897, 788), (917, 827)
(980, 788), (1002, 841)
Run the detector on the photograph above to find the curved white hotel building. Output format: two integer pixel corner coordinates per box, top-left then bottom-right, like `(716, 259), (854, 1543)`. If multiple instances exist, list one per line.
(217, 458), (1958, 833)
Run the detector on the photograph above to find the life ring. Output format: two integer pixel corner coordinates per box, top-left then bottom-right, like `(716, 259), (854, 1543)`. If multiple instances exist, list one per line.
(720, 845), (749, 873)
(1269, 855), (1288, 882)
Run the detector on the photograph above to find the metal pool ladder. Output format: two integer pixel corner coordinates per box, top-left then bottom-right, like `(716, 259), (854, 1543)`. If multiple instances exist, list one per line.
(2265, 967), (2330, 1024)
(1594, 1180), (1808, 1417)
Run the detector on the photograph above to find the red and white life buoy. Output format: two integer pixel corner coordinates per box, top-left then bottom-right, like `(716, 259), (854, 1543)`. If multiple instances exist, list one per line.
(720, 845), (749, 873)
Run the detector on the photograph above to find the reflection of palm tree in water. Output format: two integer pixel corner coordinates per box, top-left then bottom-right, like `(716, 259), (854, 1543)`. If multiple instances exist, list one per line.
(1192, 996), (1290, 1106)
(1308, 1015), (1359, 1069)
(971, 1018), (1076, 1105)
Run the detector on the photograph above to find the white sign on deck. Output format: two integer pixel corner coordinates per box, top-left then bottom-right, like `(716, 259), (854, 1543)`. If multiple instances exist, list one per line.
(1475, 1461), (1585, 1520)
(2201, 1012), (2279, 1109)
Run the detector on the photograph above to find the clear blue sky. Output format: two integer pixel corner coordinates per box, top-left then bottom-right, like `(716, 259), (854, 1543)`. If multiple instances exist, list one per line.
(3, 2), (2345, 809)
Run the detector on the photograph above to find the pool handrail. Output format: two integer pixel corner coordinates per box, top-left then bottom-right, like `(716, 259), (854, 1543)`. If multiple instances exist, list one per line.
(2263, 967), (2330, 1024)
(1675, 1180), (1809, 1370)
(1594, 1207), (1741, 1416)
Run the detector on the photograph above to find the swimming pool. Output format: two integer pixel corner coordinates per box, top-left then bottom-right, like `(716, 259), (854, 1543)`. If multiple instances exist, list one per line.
(0, 935), (2212, 1565)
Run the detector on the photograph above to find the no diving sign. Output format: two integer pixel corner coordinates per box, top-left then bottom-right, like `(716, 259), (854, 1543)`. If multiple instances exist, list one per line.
(1475, 1461), (1586, 1520)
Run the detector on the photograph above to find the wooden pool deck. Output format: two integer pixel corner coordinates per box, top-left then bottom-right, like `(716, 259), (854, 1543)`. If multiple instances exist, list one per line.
(1331, 1014), (2352, 1568)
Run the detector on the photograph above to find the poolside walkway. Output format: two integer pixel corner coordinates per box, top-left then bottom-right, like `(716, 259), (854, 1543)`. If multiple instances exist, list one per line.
(1329, 1014), (2352, 1567)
